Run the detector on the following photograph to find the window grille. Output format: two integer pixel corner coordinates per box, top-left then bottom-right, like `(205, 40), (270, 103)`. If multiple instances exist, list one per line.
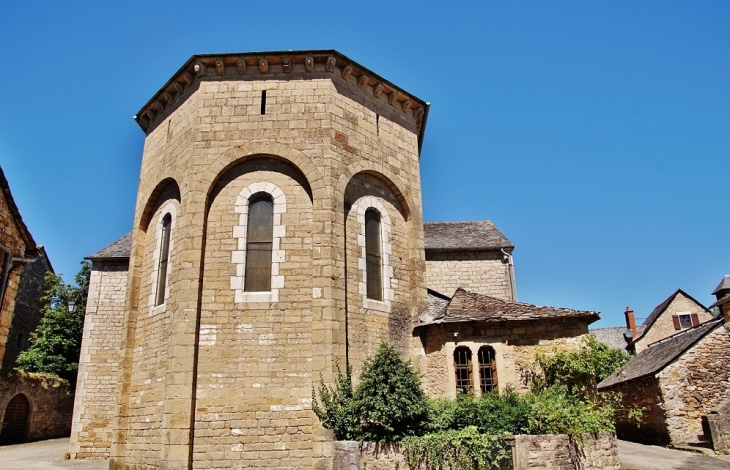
(454, 346), (473, 393)
(478, 346), (498, 393)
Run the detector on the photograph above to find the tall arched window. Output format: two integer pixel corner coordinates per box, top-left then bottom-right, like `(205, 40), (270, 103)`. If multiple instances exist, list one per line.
(365, 209), (382, 301)
(155, 213), (172, 306)
(454, 346), (473, 394)
(478, 346), (498, 393)
(244, 194), (274, 292)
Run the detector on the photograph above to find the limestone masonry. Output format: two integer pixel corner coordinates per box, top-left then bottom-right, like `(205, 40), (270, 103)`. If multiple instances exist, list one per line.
(71, 50), (599, 469)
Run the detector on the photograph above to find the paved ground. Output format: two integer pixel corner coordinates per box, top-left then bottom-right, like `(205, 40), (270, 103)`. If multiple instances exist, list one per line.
(619, 439), (730, 470)
(0, 438), (107, 470)
(3, 437), (730, 469)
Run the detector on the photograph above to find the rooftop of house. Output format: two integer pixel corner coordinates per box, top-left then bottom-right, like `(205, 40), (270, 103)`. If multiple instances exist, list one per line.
(598, 317), (724, 389)
(632, 289), (709, 343)
(417, 287), (599, 328)
(423, 221), (514, 251)
(590, 327), (630, 351)
(0, 165), (37, 250)
(712, 275), (730, 296)
(86, 232), (132, 261)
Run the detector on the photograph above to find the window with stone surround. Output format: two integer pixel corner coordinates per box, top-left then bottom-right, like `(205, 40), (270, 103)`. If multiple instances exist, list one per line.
(478, 346), (497, 393)
(354, 197), (393, 312)
(230, 182), (286, 303)
(454, 346), (473, 394)
(149, 202), (176, 315)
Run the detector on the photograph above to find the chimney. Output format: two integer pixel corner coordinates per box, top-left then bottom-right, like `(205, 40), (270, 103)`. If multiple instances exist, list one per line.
(625, 306), (637, 339)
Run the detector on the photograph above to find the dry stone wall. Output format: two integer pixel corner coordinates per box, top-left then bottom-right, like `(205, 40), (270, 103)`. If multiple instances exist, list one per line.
(634, 294), (713, 354)
(426, 250), (511, 299)
(0, 369), (74, 442)
(0, 191), (27, 363)
(604, 375), (669, 445)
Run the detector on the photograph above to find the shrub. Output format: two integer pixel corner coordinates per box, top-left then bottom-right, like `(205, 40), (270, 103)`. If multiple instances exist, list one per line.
(402, 426), (511, 470)
(350, 342), (429, 442)
(427, 389), (531, 435)
(312, 363), (356, 440)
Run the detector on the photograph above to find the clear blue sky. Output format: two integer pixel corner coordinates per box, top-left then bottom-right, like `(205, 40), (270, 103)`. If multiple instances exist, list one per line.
(1, 1), (727, 328)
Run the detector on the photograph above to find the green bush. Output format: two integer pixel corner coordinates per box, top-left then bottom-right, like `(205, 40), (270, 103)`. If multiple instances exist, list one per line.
(351, 342), (429, 442)
(427, 389), (531, 435)
(402, 426), (511, 470)
(312, 363), (356, 440)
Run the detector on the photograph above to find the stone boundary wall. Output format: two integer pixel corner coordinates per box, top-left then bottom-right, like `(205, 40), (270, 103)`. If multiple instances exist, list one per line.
(0, 369), (74, 442)
(331, 432), (618, 470)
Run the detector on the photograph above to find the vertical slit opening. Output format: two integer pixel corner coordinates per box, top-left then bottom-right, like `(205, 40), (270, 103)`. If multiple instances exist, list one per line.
(260, 90), (267, 115)
(376, 114), (379, 135)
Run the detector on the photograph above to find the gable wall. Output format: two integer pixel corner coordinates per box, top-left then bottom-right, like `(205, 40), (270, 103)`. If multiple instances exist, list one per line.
(426, 250), (511, 299)
(658, 323), (730, 445)
(634, 294), (713, 354)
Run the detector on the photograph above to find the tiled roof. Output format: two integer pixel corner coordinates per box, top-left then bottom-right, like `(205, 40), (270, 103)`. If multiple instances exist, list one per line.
(424, 221), (513, 251)
(710, 293), (730, 310)
(422, 288), (450, 324)
(590, 327), (630, 351)
(598, 317), (724, 389)
(87, 232), (132, 260)
(417, 288), (600, 327)
(712, 275), (730, 296)
(0, 166), (37, 250)
(633, 289), (709, 343)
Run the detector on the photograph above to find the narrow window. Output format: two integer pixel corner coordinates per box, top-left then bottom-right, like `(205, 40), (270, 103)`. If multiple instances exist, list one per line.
(478, 346), (498, 393)
(155, 213), (172, 306)
(365, 209), (382, 301)
(244, 194), (273, 292)
(454, 346), (473, 394)
(376, 114), (380, 135)
(260, 90), (267, 115)
(15, 333), (23, 348)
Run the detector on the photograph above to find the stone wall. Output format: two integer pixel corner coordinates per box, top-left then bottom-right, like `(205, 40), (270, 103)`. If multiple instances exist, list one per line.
(658, 323), (730, 445)
(705, 399), (730, 455)
(634, 293), (713, 354)
(2, 248), (51, 369)
(0, 369), (74, 443)
(420, 318), (588, 398)
(602, 375), (669, 446)
(426, 250), (511, 300)
(331, 433), (618, 470)
(69, 261), (128, 459)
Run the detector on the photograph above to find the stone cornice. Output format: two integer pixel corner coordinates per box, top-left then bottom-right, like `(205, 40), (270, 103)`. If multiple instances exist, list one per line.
(134, 50), (429, 150)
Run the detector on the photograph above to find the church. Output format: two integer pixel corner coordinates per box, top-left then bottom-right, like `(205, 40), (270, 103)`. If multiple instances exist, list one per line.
(69, 50), (599, 469)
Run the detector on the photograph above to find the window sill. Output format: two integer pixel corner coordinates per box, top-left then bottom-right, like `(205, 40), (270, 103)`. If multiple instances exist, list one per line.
(235, 291), (278, 303)
(364, 298), (390, 312)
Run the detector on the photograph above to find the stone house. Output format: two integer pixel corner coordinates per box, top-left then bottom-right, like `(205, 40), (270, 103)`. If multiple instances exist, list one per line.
(597, 315), (729, 447)
(711, 275), (730, 317)
(69, 50), (599, 469)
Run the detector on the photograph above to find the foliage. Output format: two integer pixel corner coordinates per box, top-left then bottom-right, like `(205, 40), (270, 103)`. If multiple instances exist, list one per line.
(15, 261), (91, 384)
(531, 334), (629, 399)
(351, 342), (429, 442)
(427, 389), (531, 435)
(312, 363), (356, 440)
(402, 426), (511, 470)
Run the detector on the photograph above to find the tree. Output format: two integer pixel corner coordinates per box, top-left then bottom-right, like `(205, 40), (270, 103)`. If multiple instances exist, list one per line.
(351, 342), (429, 442)
(15, 260), (90, 384)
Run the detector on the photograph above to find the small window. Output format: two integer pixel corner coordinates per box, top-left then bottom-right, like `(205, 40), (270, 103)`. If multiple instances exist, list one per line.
(365, 209), (382, 301)
(244, 194), (273, 292)
(673, 313), (698, 330)
(454, 347), (473, 394)
(15, 333), (23, 348)
(155, 213), (172, 306)
(478, 346), (498, 393)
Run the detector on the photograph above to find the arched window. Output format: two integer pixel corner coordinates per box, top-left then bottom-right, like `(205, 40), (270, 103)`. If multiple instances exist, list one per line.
(244, 194), (274, 292)
(454, 346), (473, 393)
(478, 346), (498, 393)
(365, 209), (382, 301)
(155, 213), (172, 306)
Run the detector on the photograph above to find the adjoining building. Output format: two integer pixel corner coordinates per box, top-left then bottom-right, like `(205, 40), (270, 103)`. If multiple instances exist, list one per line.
(70, 50), (601, 469)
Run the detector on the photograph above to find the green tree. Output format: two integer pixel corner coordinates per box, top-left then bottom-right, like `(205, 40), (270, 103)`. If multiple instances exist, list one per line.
(312, 363), (357, 440)
(15, 260), (90, 384)
(351, 342), (429, 442)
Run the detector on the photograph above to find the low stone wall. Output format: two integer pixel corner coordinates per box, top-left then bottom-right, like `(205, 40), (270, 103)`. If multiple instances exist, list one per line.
(0, 369), (74, 443)
(705, 400), (730, 455)
(332, 432), (618, 470)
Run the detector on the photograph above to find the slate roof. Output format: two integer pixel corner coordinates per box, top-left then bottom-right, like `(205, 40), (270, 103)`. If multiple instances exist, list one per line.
(633, 289), (709, 343)
(424, 221), (513, 251)
(0, 166), (37, 250)
(712, 275), (730, 296)
(417, 288), (600, 327)
(590, 327), (630, 351)
(710, 294), (730, 310)
(87, 232), (132, 260)
(598, 317), (724, 389)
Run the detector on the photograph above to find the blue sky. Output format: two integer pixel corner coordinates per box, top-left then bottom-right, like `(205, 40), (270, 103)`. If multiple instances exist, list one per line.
(1, 1), (727, 327)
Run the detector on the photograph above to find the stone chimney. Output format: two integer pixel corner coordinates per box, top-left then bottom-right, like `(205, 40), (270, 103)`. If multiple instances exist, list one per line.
(624, 306), (637, 339)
